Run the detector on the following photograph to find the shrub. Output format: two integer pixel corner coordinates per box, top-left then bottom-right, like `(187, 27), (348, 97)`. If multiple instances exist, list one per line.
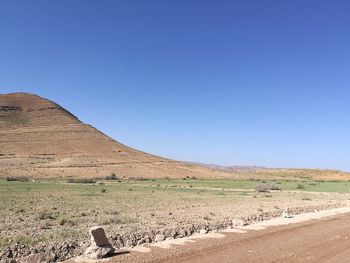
(5, 176), (29, 182)
(296, 183), (305, 189)
(105, 173), (119, 180)
(67, 178), (96, 184)
(59, 217), (67, 226)
(270, 184), (282, 191)
(256, 182), (281, 192)
(129, 176), (147, 181)
(256, 183), (270, 193)
(59, 217), (75, 226)
(38, 211), (55, 220)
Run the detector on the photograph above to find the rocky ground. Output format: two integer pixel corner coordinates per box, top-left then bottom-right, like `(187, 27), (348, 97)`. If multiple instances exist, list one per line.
(1, 178), (349, 262)
(0, 203), (346, 263)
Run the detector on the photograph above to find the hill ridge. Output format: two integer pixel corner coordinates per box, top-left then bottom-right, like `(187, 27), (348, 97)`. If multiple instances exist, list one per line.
(0, 92), (233, 179)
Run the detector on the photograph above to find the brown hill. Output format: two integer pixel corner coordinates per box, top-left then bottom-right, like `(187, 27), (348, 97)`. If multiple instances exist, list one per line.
(0, 92), (234, 179)
(1, 92), (349, 181)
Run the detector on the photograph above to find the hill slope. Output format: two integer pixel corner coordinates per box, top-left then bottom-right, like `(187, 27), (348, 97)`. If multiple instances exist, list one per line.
(0, 92), (235, 179)
(1, 92), (349, 181)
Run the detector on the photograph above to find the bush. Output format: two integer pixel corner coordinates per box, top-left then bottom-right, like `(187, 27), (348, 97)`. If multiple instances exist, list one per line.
(67, 178), (96, 184)
(129, 177), (147, 181)
(5, 176), (29, 182)
(59, 217), (75, 226)
(256, 183), (270, 193)
(270, 184), (282, 191)
(256, 182), (282, 192)
(104, 173), (119, 180)
(38, 211), (55, 220)
(296, 183), (305, 189)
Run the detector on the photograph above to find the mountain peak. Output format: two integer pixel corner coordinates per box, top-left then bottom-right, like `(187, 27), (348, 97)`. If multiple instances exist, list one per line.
(0, 92), (232, 179)
(0, 92), (79, 128)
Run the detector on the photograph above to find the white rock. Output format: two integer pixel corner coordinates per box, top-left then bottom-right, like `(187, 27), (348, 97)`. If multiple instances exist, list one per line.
(199, 229), (208, 234)
(85, 245), (115, 260)
(282, 209), (293, 218)
(232, 219), (244, 228)
(84, 226), (115, 259)
(155, 234), (165, 242)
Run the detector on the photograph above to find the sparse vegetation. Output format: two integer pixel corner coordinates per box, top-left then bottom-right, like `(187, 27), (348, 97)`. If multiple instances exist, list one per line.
(66, 178), (96, 184)
(38, 211), (56, 220)
(58, 217), (75, 226)
(256, 183), (281, 192)
(270, 184), (282, 191)
(1, 177), (349, 254)
(4, 176), (30, 182)
(297, 183), (305, 190)
(104, 173), (119, 180)
(256, 183), (270, 192)
(302, 197), (312, 201)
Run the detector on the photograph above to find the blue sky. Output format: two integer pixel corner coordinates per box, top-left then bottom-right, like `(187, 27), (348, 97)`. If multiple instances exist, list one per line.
(1, 0), (350, 171)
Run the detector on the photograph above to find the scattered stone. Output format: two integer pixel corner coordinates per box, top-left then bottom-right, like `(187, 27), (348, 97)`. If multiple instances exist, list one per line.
(0, 204), (342, 262)
(231, 219), (244, 228)
(155, 234), (165, 242)
(17, 252), (56, 263)
(136, 240), (144, 246)
(84, 226), (115, 259)
(199, 228), (208, 234)
(282, 209), (293, 218)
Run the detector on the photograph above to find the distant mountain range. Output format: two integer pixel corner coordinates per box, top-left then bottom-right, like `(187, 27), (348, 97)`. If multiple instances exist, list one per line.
(187, 162), (268, 172)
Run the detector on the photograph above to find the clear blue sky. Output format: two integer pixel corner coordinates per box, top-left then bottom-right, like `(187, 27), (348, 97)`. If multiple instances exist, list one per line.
(1, 0), (350, 171)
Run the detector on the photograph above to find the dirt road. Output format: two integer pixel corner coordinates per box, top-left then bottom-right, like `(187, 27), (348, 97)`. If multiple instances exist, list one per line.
(76, 212), (350, 263)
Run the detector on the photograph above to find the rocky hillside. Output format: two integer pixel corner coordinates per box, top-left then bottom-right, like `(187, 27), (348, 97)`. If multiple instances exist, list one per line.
(0, 92), (234, 179)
